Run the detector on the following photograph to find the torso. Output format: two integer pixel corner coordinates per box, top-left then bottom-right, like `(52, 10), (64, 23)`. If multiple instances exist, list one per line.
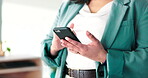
(66, 1), (113, 69)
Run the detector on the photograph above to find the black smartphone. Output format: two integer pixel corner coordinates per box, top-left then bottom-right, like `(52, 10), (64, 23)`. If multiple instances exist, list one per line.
(53, 27), (81, 42)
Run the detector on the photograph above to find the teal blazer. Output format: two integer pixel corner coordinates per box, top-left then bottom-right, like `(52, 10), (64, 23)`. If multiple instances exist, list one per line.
(41, 0), (148, 78)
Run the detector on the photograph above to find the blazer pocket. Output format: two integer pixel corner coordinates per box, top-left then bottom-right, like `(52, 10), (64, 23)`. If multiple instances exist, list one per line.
(120, 20), (134, 27)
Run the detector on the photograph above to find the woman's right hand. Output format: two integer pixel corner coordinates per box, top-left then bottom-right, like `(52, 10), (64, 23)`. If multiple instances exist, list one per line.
(50, 23), (74, 56)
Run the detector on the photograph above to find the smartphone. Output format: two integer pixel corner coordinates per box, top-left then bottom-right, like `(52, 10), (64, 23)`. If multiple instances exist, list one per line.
(53, 27), (81, 42)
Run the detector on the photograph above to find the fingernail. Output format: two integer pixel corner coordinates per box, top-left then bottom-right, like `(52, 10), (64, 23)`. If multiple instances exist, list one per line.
(86, 31), (90, 34)
(65, 37), (69, 40)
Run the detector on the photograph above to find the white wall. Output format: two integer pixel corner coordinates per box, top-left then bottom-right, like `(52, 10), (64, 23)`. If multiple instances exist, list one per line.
(2, 0), (62, 56)
(0, 0), (2, 41)
(2, 0), (63, 77)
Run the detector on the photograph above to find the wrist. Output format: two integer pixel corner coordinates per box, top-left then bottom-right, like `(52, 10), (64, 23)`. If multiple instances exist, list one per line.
(50, 45), (59, 56)
(98, 50), (107, 63)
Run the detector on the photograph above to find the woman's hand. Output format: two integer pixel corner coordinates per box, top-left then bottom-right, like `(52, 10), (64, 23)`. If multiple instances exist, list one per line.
(50, 33), (65, 56)
(50, 24), (75, 56)
(61, 31), (107, 63)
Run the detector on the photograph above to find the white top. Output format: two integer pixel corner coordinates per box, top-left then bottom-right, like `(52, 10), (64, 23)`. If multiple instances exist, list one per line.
(66, 1), (113, 69)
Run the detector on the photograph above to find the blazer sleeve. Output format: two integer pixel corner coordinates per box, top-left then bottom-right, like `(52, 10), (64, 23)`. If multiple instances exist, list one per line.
(106, 6), (148, 78)
(41, 1), (70, 68)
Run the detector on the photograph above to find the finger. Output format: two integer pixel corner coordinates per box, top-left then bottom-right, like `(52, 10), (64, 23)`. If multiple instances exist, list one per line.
(65, 37), (83, 48)
(86, 31), (98, 42)
(53, 33), (60, 39)
(68, 23), (77, 36)
(61, 39), (80, 52)
(68, 48), (79, 54)
(61, 39), (74, 48)
(54, 33), (58, 38)
(69, 23), (74, 29)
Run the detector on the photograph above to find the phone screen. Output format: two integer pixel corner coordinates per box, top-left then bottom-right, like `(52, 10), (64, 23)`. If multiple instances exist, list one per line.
(53, 27), (80, 42)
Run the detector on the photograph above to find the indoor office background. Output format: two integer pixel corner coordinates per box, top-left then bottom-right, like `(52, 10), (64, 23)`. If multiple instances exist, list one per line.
(0, 0), (62, 78)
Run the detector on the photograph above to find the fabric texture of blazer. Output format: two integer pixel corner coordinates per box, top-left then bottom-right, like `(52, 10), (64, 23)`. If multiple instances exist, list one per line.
(41, 0), (148, 78)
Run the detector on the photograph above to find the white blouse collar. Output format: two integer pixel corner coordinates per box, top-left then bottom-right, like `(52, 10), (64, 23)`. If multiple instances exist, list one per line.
(79, 1), (113, 16)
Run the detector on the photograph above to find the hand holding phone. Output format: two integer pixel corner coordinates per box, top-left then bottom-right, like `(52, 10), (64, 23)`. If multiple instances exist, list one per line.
(53, 27), (81, 43)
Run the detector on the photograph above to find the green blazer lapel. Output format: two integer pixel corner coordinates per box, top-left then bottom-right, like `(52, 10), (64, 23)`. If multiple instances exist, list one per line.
(101, 0), (130, 49)
(60, 3), (84, 27)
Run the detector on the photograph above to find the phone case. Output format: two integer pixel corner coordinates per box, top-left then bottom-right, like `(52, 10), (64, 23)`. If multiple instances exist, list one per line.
(53, 27), (80, 42)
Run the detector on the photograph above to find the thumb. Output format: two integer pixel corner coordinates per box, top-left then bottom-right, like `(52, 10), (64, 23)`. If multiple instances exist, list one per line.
(69, 23), (74, 29)
(86, 31), (98, 42)
(69, 23), (76, 35)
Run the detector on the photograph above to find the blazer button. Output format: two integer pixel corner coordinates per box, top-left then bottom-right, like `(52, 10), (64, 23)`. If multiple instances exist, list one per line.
(99, 71), (104, 77)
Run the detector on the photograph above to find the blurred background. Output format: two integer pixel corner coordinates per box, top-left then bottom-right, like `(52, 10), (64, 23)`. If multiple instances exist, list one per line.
(0, 0), (62, 78)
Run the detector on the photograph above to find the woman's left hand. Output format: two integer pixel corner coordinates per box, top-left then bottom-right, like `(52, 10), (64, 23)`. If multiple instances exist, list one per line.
(61, 31), (107, 63)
